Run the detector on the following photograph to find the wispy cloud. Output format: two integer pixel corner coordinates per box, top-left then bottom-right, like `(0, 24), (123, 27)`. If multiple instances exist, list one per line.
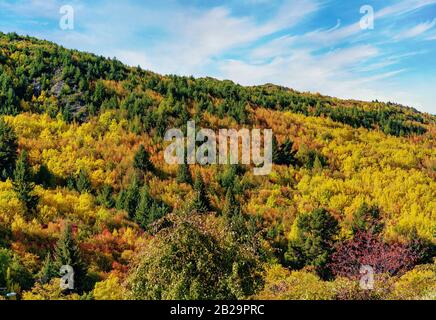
(394, 19), (436, 39)
(219, 45), (382, 95)
(0, 0), (435, 113)
(377, 0), (436, 18)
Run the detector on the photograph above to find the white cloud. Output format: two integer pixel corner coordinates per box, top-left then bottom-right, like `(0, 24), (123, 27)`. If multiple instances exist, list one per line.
(115, 50), (151, 69)
(249, 35), (296, 60)
(219, 45), (382, 93)
(291, 0), (436, 47)
(0, 0), (60, 17)
(130, 0), (321, 75)
(394, 19), (436, 39)
(377, 0), (436, 18)
(2, 0), (435, 113)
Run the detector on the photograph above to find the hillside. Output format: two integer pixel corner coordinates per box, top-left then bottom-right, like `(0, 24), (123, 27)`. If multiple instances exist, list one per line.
(0, 32), (435, 300)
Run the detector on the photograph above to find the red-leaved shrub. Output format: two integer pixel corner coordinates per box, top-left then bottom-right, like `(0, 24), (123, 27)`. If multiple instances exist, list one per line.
(329, 231), (418, 279)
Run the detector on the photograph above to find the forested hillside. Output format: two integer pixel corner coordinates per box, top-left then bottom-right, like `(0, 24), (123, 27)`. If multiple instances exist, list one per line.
(0, 32), (435, 300)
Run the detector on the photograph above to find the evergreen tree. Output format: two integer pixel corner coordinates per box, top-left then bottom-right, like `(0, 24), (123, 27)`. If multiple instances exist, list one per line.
(296, 145), (327, 169)
(0, 118), (18, 181)
(54, 223), (87, 292)
(271, 136), (280, 164)
(37, 253), (57, 284)
(13, 150), (38, 218)
(35, 164), (55, 188)
(285, 208), (339, 279)
(96, 184), (115, 209)
(133, 145), (154, 172)
(116, 189), (127, 211)
(76, 168), (92, 194)
(272, 137), (296, 166)
(278, 138), (296, 166)
(176, 163), (192, 185)
(93, 80), (106, 106)
(190, 172), (210, 213)
(135, 186), (169, 229)
(217, 165), (242, 192)
(312, 155), (323, 174)
(124, 177), (141, 219)
(351, 203), (384, 235)
(223, 187), (241, 217)
(135, 187), (153, 228)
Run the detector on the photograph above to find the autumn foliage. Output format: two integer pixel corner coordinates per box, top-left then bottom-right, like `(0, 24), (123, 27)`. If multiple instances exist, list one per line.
(0, 32), (434, 300)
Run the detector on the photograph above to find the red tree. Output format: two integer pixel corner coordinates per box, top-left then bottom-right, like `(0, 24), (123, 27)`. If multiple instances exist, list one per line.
(329, 231), (418, 279)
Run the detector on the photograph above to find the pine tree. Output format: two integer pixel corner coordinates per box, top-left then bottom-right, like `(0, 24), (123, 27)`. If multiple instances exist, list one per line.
(54, 223), (87, 292)
(176, 163), (192, 185)
(76, 168), (91, 193)
(135, 186), (153, 228)
(218, 165), (242, 192)
(116, 190), (127, 211)
(133, 145), (154, 172)
(124, 177), (141, 219)
(37, 253), (57, 284)
(278, 138), (296, 166)
(135, 186), (169, 229)
(0, 118), (18, 181)
(272, 137), (296, 166)
(223, 187), (241, 217)
(351, 203), (384, 235)
(13, 150), (38, 218)
(190, 172), (210, 213)
(313, 155), (323, 174)
(35, 164), (55, 189)
(96, 184), (115, 208)
(93, 80), (106, 105)
(285, 208), (339, 279)
(271, 136), (280, 164)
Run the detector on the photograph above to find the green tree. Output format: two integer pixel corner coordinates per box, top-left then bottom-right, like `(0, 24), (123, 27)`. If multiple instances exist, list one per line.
(93, 80), (106, 106)
(217, 165), (243, 193)
(116, 190), (127, 210)
(351, 203), (384, 235)
(76, 169), (92, 194)
(223, 187), (241, 217)
(13, 150), (38, 218)
(0, 248), (33, 293)
(272, 137), (296, 166)
(296, 145), (327, 169)
(0, 118), (18, 180)
(54, 223), (87, 293)
(127, 218), (262, 300)
(278, 138), (296, 166)
(124, 177), (141, 219)
(35, 164), (55, 189)
(135, 186), (169, 229)
(313, 155), (323, 174)
(96, 184), (115, 209)
(133, 145), (154, 173)
(190, 172), (210, 213)
(285, 208), (339, 279)
(271, 136), (280, 164)
(176, 163), (192, 185)
(37, 253), (57, 284)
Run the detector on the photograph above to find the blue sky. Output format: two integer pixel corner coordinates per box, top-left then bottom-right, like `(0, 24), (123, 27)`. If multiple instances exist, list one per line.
(0, 0), (435, 114)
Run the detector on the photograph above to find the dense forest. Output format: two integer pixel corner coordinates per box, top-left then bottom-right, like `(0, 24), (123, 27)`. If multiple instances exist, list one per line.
(0, 32), (435, 300)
